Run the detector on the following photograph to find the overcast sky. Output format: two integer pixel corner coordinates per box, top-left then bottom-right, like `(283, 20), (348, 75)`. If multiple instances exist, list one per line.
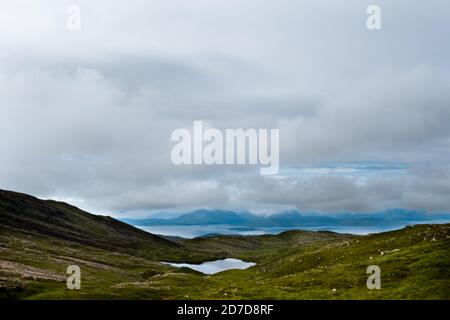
(1, 0), (450, 217)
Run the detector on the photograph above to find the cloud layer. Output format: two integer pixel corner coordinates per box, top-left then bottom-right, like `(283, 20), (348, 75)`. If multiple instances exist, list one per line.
(1, 0), (450, 216)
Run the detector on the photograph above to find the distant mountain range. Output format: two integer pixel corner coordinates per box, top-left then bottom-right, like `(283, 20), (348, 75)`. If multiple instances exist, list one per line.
(121, 209), (450, 228)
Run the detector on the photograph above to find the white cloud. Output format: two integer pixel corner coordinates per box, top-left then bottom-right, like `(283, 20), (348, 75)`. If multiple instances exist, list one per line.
(0, 1), (450, 215)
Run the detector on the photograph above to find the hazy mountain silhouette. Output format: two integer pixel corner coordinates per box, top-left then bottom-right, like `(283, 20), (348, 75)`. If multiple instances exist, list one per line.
(122, 208), (450, 228)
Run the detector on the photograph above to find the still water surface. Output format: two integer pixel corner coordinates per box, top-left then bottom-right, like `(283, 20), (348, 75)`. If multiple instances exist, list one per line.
(162, 258), (256, 274)
(139, 223), (410, 238)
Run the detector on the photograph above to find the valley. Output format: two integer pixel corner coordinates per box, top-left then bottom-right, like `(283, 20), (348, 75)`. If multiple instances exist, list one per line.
(0, 189), (449, 300)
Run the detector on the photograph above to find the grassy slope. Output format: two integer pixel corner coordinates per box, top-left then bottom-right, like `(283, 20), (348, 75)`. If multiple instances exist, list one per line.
(0, 189), (449, 299)
(0, 190), (182, 257)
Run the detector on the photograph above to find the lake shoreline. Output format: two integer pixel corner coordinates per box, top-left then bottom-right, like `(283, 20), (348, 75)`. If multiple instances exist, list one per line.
(161, 258), (257, 275)
(137, 220), (450, 239)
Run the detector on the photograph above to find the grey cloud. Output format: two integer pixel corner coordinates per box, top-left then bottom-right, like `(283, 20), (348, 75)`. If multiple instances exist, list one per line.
(0, 1), (449, 215)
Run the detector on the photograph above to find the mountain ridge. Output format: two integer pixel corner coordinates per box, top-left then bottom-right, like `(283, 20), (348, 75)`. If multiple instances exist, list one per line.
(0, 189), (181, 259)
(121, 208), (450, 228)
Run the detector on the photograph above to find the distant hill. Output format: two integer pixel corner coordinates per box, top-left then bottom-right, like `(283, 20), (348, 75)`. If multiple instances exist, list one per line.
(122, 208), (450, 228)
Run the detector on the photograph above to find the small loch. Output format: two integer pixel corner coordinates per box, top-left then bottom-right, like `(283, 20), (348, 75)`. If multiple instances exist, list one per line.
(162, 258), (256, 275)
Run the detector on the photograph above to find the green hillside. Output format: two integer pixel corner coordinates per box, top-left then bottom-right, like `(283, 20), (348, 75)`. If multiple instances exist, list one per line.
(0, 189), (448, 299)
